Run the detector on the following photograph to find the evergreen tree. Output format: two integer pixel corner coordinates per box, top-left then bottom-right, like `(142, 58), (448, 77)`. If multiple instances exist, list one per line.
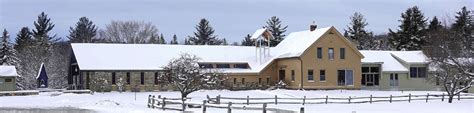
(241, 34), (254, 46)
(264, 16), (288, 47)
(170, 34), (178, 44)
(426, 16), (444, 45)
(14, 27), (33, 51)
(68, 17), (98, 43)
(32, 12), (57, 47)
(188, 18), (221, 45)
(184, 38), (191, 45)
(148, 34), (158, 44)
(0, 29), (19, 65)
(344, 12), (376, 50)
(388, 6), (427, 50)
(451, 6), (473, 50)
(222, 38), (228, 45)
(159, 33), (166, 44)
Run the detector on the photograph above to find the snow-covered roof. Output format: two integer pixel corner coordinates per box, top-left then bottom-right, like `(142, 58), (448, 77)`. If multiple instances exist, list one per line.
(360, 50), (429, 72)
(0, 66), (19, 77)
(250, 28), (267, 40)
(273, 27), (332, 58)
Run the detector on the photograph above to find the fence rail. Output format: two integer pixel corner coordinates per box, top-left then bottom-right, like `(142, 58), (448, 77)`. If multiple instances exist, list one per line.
(147, 93), (474, 113)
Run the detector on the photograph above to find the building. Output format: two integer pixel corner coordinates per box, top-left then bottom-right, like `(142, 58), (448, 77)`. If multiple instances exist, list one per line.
(0, 66), (18, 91)
(68, 26), (441, 91)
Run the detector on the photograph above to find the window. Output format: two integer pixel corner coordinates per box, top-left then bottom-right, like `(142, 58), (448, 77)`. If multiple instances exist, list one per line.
(0, 79), (3, 84)
(320, 70), (326, 81)
(308, 70), (314, 81)
(154, 72), (159, 85)
(338, 70), (353, 86)
(317, 47), (322, 59)
(199, 63), (214, 68)
(86, 73), (90, 89)
(234, 63), (249, 68)
(390, 73), (399, 86)
(340, 48), (345, 59)
(126, 72), (130, 84)
(112, 72), (116, 84)
(291, 70), (295, 81)
(266, 78), (270, 84)
(361, 66), (380, 86)
(328, 48), (334, 60)
(241, 78), (245, 84)
(5, 78), (12, 82)
(233, 78), (237, 84)
(410, 67), (427, 78)
(216, 64), (230, 68)
(258, 78), (262, 84)
(140, 72), (145, 85)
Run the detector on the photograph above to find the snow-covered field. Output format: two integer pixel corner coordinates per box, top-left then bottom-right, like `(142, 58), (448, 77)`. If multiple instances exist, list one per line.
(0, 90), (473, 113)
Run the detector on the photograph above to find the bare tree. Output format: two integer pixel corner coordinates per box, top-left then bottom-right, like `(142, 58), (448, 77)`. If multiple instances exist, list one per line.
(159, 53), (223, 110)
(425, 23), (473, 103)
(98, 21), (159, 44)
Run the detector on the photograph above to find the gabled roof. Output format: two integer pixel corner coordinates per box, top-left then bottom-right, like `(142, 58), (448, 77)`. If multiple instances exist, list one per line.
(0, 66), (18, 77)
(360, 50), (428, 72)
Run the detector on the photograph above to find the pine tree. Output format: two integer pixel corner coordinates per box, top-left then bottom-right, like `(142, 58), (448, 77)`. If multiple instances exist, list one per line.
(14, 27), (33, 52)
(170, 34), (178, 44)
(264, 16), (288, 47)
(241, 34), (254, 46)
(188, 18), (221, 45)
(388, 6), (427, 50)
(344, 12), (375, 50)
(148, 34), (158, 44)
(68, 17), (98, 43)
(426, 16), (444, 45)
(184, 38), (191, 45)
(32, 12), (57, 47)
(451, 6), (473, 50)
(159, 33), (166, 44)
(0, 29), (19, 65)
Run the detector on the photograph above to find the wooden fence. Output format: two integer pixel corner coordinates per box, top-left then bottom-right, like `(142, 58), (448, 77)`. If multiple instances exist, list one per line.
(147, 93), (474, 113)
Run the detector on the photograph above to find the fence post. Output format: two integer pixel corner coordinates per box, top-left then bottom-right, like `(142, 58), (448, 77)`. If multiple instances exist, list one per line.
(390, 95), (392, 103)
(426, 93), (429, 103)
(303, 96), (306, 105)
(408, 94), (411, 103)
(457, 93), (460, 101)
(147, 95), (151, 108)
(263, 103), (267, 113)
(162, 97), (166, 111)
(348, 96), (351, 104)
(300, 107), (305, 113)
(247, 95), (249, 105)
(275, 95), (278, 105)
(202, 100), (207, 113)
(370, 95), (372, 103)
(325, 95), (328, 104)
(151, 95), (155, 108)
(442, 93), (445, 101)
(206, 95), (210, 103)
(227, 102), (232, 113)
(157, 95), (161, 105)
(217, 95), (221, 104)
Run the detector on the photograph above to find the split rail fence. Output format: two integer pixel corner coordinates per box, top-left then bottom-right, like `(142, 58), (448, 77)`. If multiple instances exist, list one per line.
(147, 93), (474, 113)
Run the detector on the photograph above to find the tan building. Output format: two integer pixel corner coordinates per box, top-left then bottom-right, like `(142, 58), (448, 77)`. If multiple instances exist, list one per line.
(0, 66), (18, 91)
(68, 25), (444, 91)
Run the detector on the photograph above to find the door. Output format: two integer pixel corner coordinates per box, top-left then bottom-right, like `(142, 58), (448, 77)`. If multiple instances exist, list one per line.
(390, 73), (399, 86)
(279, 70), (285, 82)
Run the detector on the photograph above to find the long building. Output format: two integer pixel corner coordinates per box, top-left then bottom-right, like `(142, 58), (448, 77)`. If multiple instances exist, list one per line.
(68, 25), (444, 91)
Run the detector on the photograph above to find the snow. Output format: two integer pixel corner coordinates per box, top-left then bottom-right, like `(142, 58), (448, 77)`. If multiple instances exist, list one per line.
(0, 90), (472, 113)
(360, 51), (408, 72)
(390, 51), (428, 64)
(250, 28), (267, 40)
(273, 27), (331, 58)
(0, 66), (18, 77)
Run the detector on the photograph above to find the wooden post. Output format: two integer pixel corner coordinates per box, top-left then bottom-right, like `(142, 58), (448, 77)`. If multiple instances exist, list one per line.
(275, 95), (278, 105)
(147, 95), (151, 108)
(348, 96), (351, 104)
(303, 96), (306, 105)
(227, 102), (232, 113)
(408, 94), (411, 103)
(202, 100), (207, 113)
(157, 95), (161, 105)
(426, 93), (429, 103)
(151, 95), (155, 108)
(325, 95), (328, 104)
(263, 103), (267, 113)
(390, 95), (392, 103)
(370, 95), (372, 103)
(300, 107), (305, 113)
(442, 93), (445, 101)
(162, 97), (166, 110)
(457, 93), (460, 101)
(247, 96), (249, 105)
(217, 95), (221, 104)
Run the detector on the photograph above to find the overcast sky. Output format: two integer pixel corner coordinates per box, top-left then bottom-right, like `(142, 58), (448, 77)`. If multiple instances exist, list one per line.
(0, 0), (471, 43)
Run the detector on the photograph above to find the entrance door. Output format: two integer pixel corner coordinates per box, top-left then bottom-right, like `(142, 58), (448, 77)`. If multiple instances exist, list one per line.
(279, 70), (285, 82)
(390, 73), (399, 86)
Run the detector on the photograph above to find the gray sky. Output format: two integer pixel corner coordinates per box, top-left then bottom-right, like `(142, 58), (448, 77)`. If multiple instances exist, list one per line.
(0, 0), (471, 43)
